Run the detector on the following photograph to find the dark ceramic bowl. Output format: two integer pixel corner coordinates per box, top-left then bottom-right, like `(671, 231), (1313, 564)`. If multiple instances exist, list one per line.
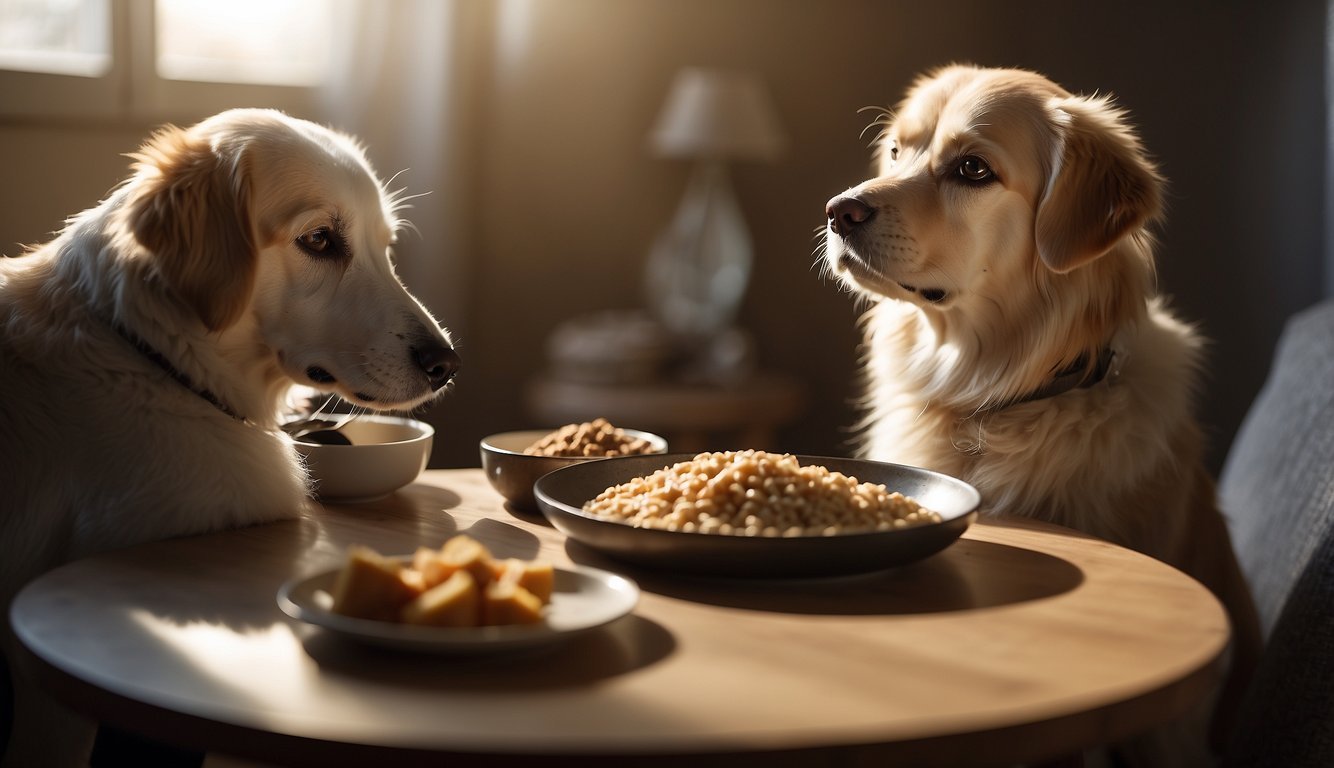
(479, 429), (667, 511)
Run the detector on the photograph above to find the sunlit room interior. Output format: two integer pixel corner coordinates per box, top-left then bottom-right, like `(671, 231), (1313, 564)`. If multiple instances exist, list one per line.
(2, 0), (1333, 766)
(0, 0), (1326, 471)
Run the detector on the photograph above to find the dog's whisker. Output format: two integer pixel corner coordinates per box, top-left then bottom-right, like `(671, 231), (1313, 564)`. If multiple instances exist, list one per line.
(384, 184), (433, 237)
(388, 189), (432, 210)
(857, 106), (895, 151)
(395, 217), (422, 240)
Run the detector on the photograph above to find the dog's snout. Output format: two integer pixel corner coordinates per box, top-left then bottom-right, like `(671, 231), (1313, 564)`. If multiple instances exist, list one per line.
(826, 196), (875, 237)
(413, 343), (461, 391)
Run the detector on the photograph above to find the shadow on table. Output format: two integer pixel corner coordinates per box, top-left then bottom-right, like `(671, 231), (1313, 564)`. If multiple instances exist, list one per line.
(310, 484), (466, 564)
(500, 501), (555, 527)
(561, 538), (1083, 616)
(393, 481), (465, 511)
(299, 613), (675, 690)
(316, 484), (558, 562)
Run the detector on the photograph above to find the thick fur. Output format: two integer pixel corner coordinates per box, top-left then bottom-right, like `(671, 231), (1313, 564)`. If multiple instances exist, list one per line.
(823, 65), (1260, 762)
(0, 109), (458, 764)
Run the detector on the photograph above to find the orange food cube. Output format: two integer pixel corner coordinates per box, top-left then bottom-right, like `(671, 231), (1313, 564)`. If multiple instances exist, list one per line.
(481, 577), (545, 626)
(401, 570), (480, 627)
(493, 557), (555, 604)
(412, 546), (456, 589)
(329, 546), (422, 621)
(440, 535), (496, 588)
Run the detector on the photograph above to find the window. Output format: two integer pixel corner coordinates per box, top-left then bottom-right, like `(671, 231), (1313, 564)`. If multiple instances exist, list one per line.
(155, 0), (331, 86)
(0, 0), (111, 77)
(0, 0), (339, 121)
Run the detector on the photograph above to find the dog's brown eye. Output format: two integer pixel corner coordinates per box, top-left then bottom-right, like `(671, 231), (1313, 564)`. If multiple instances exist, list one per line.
(298, 228), (330, 253)
(296, 227), (346, 259)
(957, 156), (994, 183)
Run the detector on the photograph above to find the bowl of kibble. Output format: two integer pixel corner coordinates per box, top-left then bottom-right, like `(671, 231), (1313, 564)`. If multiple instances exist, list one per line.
(533, 450), (982, 577)
(480, 418), (667, 512)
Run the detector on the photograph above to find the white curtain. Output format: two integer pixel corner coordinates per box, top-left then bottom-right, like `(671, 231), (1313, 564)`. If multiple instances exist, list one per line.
(318, 0), (481, 341)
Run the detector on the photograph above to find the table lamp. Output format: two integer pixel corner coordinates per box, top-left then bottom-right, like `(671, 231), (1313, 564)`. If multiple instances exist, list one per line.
(644, 67), (785, 373)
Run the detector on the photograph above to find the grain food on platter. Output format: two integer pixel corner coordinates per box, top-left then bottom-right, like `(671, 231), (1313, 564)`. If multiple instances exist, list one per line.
(582, 450), (942, 536)
(329, 535), (554, 627)
(524, 417), (655, 457)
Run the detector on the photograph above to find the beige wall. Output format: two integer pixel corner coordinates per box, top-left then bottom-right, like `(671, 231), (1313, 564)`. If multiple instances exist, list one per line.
(0, 123), (153, 251)
(2, 0), (1326, 473)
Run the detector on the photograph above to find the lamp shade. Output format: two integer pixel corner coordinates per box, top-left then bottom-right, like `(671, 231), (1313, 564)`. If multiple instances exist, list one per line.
(649, 67), (786, 161)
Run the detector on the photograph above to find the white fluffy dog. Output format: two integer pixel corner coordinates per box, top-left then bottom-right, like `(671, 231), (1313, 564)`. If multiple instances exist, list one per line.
(1, 109), (460, 765)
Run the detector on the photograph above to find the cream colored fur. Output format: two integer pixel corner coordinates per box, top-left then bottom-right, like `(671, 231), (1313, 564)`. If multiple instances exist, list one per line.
(0, 109), (457, 766)
(823, 65), (1260, 763)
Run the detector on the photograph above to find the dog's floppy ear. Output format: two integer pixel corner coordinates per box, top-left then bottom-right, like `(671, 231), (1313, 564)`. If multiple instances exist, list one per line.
(1035, 95), (1163, 274)
(125, 124), (256, 331)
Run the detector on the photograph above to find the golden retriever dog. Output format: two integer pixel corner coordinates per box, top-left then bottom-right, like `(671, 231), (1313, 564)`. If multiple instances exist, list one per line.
(0, 109), (458, 764)
(822, 65), (1260, 763)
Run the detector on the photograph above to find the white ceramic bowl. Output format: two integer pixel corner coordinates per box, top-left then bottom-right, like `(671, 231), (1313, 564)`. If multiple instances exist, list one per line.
(295, 415), (433, 503)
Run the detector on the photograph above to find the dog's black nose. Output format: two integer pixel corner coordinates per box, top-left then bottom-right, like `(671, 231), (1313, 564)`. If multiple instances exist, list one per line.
(826, 195), (875, 236)
(413, 343), (461, 391)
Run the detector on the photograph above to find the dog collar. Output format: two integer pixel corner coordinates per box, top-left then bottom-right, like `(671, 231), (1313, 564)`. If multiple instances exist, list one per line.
(113, 324), (248, 423)
(984, 346), (1119, 414)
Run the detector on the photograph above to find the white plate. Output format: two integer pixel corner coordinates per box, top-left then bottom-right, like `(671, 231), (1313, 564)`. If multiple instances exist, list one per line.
(277, 563), (639, 654)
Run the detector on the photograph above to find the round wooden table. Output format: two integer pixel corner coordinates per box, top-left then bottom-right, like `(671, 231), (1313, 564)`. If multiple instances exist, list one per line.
(10, 469), (1229, 767)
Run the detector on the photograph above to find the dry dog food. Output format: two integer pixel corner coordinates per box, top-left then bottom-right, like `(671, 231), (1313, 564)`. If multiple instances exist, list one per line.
(524, 417), (655, 457)
(583, 450), (941, 536)
(329, 535), (554, 627)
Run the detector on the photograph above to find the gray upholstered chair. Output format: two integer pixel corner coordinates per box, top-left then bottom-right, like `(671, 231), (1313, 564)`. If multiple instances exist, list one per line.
(1219, 299), (1334, 767)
